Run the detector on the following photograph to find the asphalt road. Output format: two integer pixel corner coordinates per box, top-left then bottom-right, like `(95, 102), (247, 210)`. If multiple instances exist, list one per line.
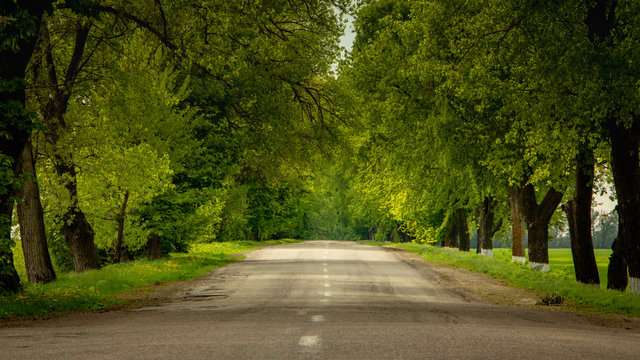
(2, 240), (640, 359)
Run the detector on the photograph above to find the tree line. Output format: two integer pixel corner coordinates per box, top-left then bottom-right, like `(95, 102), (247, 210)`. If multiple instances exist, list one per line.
(328, 0), (640, 293)
(0, 0), (349, 293)
(2, 0), (640, 297)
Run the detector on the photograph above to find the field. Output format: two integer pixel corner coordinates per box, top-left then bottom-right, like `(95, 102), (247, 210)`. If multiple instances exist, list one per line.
(492, 248), (612, 287)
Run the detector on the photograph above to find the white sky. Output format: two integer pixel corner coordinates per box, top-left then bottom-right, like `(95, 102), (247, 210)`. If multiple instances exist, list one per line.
(339, 14), (356, 53)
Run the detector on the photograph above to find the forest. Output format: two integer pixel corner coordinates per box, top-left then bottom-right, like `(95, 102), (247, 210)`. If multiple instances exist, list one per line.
(1, 0), (639, 296)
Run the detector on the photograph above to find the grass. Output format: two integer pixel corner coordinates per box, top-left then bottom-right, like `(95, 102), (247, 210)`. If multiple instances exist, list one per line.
(490, 248), (612, 287)
(0, 239), (298, 319)
(376, 243), (640, 317)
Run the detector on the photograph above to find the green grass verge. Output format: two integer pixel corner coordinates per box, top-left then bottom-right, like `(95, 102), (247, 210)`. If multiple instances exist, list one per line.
(378, 243), (640, 317)
(1, 239), (299, 319)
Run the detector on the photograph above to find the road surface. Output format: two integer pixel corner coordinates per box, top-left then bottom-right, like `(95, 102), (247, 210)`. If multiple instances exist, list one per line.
(2, 241), (640, 359)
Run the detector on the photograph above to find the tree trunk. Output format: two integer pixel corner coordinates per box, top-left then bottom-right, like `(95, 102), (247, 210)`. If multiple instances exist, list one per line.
(146, 234), (162, 260)
(32, 19), (98, 273)
(607, 227), (628, 291)
(112, 191), (129, 264)
(55, 159), (101, 272)
(561, 147), (600, 285)
(508, 187), (526, 264)
(608, 121), (640, 293)
(443, 218), (456, 248)
(0, 2), (48, 294)
(455, 208), (470, 252)
(478, 197), (496, 258)
(520, 184), (563, 272)
(15, 139), (56, 283)
(583, 0), (638, 291)
(475, 208), (482, 254)
(397, 225), (412, 243)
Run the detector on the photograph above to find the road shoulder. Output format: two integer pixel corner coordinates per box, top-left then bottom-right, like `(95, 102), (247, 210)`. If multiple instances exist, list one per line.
(384, 245), (640, 331)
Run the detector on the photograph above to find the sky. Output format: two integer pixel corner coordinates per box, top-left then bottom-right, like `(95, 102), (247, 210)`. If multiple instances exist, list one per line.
(339, 14), (356, 53)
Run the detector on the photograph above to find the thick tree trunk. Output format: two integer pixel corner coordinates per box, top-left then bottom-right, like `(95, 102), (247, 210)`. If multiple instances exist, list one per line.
(56, 160), (100, 272)
(607, 228), (628, 291)
(443, 218), (456, 248)
(478, 197), (496, 258)
(146, 234), (162, 260)
(61, 207), (101, 272)
(608, 121), (640, 293)
(455, 208), (470, 252)
(508, 187), (526, 264)
(584, 0), (638, 291)
(112, 191), (129, 264)
(561, 147), (600, 285)
(0, 2), (49, 294)
(520, 184), (563, 272)
(15, 139), (56, 283)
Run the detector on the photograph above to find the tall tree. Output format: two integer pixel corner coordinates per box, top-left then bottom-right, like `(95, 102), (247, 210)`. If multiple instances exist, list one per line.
(29, 11), (101, 272)
(583, 0), (640, 292)
(0, 0), (52, 293)
(15, 139), (56, 283)
(519, 184), (563, 271)
(562, 145), (600, 285)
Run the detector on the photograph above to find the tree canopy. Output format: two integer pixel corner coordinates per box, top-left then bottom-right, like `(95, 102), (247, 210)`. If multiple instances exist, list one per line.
(1, 0), (639, 294)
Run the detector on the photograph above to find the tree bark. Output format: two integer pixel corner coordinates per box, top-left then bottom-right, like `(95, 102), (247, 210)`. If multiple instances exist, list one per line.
(478, 197), (496, 258)
(112, 191), (129, 264)
(146, 234), (162, 260)
(443, 217), (456, 248)
(0, 2), (50, 293)
(475, 208), (482, 254)
(15, 139), (56, 283)
(55, 159), (101, 272)
(455, 208), (470, 252)
(607, 121), (640, 292)
(561, 147), (600, 285)
(520, 184), (563, 271)
(508, 187), (526, 264)
(607, 225), (628, 291)
(584, 0), (640, 291)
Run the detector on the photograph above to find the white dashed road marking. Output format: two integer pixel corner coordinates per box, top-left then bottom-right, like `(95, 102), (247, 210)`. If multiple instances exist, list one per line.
(298, 335), (320, 347)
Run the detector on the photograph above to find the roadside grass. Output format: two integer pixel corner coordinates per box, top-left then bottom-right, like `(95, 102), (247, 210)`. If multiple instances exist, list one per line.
(1, 239), (298, 319)
(376, 242), (640, 317)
